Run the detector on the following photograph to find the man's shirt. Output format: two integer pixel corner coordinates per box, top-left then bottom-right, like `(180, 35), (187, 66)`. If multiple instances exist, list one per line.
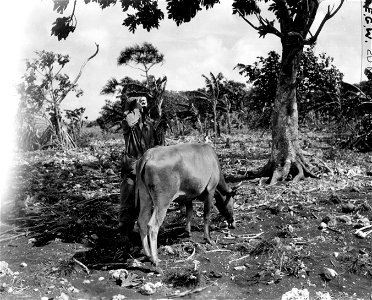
(122, 109), (158, 159)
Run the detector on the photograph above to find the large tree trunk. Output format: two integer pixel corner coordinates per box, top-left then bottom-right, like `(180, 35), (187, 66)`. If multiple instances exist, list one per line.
(53, 105), (63, 144)
(257, 41), (317, 184)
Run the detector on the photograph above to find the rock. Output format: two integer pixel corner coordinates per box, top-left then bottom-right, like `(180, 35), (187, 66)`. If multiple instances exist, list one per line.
(341, 203), (355, 213)
(319, 222), (328, 230)
(335, 215), (352, 224)
(322, 215), (337, 226)
(27, 238), (36, 245)
(0, 261), (13, 276)
(234, 266), (246, 271)
(315, 291), (332, 300)
(140, 282), (156, 295)
(161, 245), (175, 255)
(57, 292), (69, 300)
(67, 286), (79, 293)
(20, 262), (27, 268)
(109, 269), (128, 281)
(112, 294), (126, 300)
(90, 234), (99, 240)
(322, 267), (338, 280)
(281, 287), (309, 300)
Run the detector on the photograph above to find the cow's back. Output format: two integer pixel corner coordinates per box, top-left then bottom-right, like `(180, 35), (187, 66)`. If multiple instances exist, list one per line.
(140, 143), (221, 201)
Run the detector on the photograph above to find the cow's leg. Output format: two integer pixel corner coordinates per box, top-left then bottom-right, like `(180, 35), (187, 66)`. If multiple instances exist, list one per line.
(201, 191), (214, 244)
(138, 189), (152, 259)
(148, 204), (169, 266)
(185, 201), (193, 237)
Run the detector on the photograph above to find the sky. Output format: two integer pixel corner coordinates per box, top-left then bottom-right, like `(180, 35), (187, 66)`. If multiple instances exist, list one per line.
(11, 0), (364, 121)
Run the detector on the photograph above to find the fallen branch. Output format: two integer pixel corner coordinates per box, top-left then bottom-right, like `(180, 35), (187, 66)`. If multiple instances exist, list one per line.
(220, 232), (264, 240)
(305, 187), (320, 193)
(205, 249), (232, 253)
(167, 281), (217, 298)
(237, 232), (264, 240)
(0, 232), (27, 243)
(355, 225), (372, 238)
(0, 227), (18, 236)
(313, 157), (334, 175)
(228, 254), (250, 264)
(73, 258), (90, 274)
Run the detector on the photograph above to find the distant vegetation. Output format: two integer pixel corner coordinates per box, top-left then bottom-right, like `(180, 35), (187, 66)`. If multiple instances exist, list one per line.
(17, 44), (371, 152)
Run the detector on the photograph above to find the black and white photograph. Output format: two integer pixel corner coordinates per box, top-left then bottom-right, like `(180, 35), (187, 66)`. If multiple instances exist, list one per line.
(1, 0), (371, 299)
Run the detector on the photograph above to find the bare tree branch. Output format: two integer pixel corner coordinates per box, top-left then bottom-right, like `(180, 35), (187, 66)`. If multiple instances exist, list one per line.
(58, 43), (99, 104)
(236, 10), (260, 31)
(125, 63), (146, 73)
(304, 0), (344, 45)
(256, 14), (282, 37)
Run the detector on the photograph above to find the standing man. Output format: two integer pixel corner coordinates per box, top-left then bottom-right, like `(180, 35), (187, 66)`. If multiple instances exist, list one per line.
(113, 85), (160, 242)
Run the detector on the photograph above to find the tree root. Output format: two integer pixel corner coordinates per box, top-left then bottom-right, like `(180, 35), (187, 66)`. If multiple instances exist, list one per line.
(248, 152), (319, 185)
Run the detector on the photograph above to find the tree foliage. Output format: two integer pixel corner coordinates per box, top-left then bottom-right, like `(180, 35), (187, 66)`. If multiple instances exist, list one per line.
(236, 47), (344, 127)
(17, 46), (99, 149)
(17, 51), (82, 149)
(118, 42), (164, 70)
(116, 42), (167, 119)
(50, 0), (343, 44)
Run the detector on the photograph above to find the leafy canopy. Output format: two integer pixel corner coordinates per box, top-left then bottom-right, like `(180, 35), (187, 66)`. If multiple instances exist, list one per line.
(236, 46), (344, 124)
(18, 51), (82, 112)
(118, 42), (164, 67)
(51, 0), (344, 44)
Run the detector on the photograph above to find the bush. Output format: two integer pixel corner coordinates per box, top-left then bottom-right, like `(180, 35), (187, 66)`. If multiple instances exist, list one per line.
(76, 126), (122, 148)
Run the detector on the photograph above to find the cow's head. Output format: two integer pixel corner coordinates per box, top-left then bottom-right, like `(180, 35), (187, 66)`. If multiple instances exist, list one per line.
(215, 188), (236, 229)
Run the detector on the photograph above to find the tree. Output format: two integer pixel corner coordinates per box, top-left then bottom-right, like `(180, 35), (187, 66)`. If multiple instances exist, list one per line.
(219, 80), (249, 131)
(17, 45), (99, 149)
(65, 107), (87, 142)
(117, 43), (167, 119)
(118, 42), (164, 87)
(193, 72), (225, 136)
(236, 47), (344, 126)
(50, 0), (345, 183)
(236, 51), (280, 128)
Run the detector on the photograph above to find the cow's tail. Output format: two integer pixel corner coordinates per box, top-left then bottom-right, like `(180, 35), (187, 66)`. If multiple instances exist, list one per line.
(134, 153), (152, 210)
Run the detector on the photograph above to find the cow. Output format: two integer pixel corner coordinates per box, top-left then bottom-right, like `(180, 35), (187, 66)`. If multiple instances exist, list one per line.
(135, 143), (236, 266)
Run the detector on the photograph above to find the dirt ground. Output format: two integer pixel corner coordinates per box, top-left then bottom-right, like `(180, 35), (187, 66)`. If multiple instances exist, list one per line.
(1, 131), (371, 300)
